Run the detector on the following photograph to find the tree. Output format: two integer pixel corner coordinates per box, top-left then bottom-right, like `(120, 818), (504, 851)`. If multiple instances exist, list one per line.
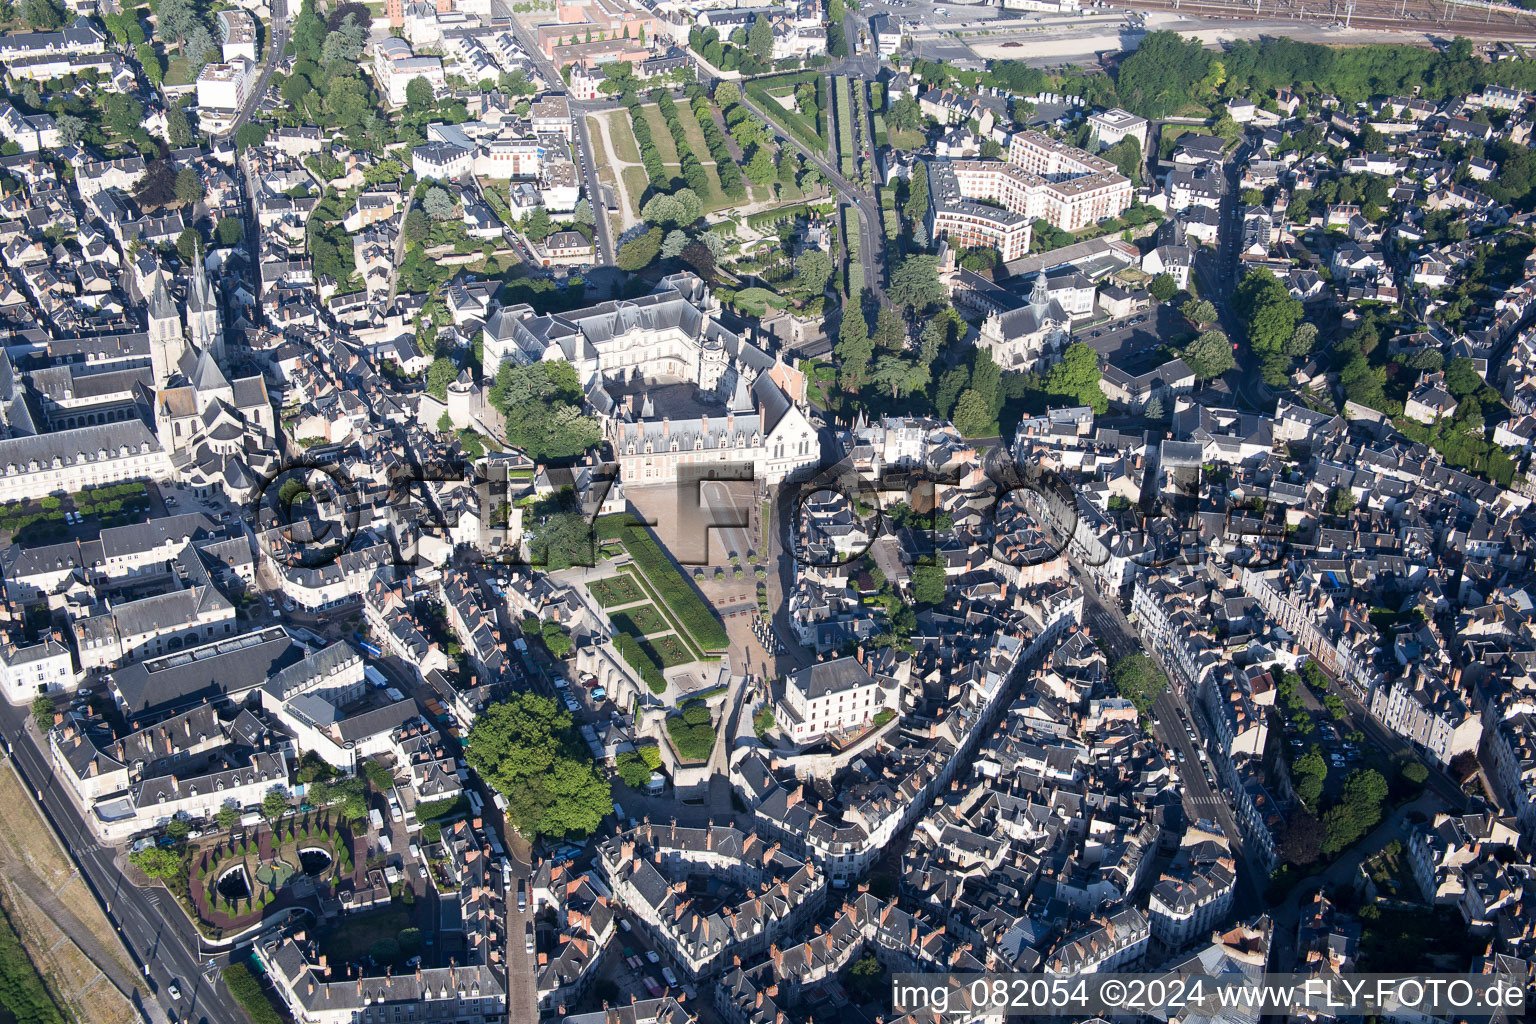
(1114, 31), (1212, 118)
(617, 226), (663, 271)
(524, 205), (552, 243)
(487, 360), (601, 460)
(261, 788), (290, 822)
(55, 114), (87, 146)
(216, 805), (240, 831)
(235, 122), (269, 151)
(174, 168), (204, 207)
(464, 693), (611, 838)
(1043, 343), (1107, 414)
(1181, 298), (1218, 325)
(20, 0), (65, 30)
(679, 240), (716, 280)
(1285, 321), (1319, 358)
(1182, 330), (1236, 380)
(952, 388), (994, 437)
(572, 198), (595, 226)
(1327, 487), (1356, 516)
(165, 817), (191, 841)
(661, 229), (689, 259)
(904, 161), (930, 223)
(1235, 268), (1303, 363)
(874, 306), (906, 352)
(426, 356), (458, 401)
(216, 216), (245, 247)
(176, 227), (200, 267)
(30, 695), (54, 732)
(1149, 273), (1178, 302)
(1109, 654), (1168, 717)
(746, 146), (776, 186)
(614, 750), (652, 787)
(870, 355), (927, 399)
(797, 251), (834, 296)
(748, 13), (773, 60)
(837, 300), (873, 389)
(136, 43), (163, 85)
(715, 80), (741, 107)
(1279, 811), (1325, 866)
(404, 207), (430, 244)
(423, 186), (456, 221)
(406, 76), (435, 110)
(911, 564), (947, 606)
(104, 93), (145, 139)
(129, 847), (183, 881)
(888, 255), (945, 312)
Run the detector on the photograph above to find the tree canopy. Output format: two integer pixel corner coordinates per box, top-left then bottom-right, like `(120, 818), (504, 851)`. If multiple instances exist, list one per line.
(486, 359), (600, 460)
(1043, 343), (1108, 414)
(464, 693), (611, 839)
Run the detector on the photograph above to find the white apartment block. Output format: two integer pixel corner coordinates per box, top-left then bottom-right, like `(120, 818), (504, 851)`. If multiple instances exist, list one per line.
(196, 58), (255, 112)
(775, 656), (890, 744)
(928, 130), (1132, 259)
(1088, 107), (1149, 151)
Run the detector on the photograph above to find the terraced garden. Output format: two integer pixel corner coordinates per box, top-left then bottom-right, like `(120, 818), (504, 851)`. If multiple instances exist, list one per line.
(589, 574), (646, 608)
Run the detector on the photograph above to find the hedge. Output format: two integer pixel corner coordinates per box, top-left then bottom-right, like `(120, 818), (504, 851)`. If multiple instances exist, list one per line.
(615, 633), (667, 694)
(223, 963), (283, 1024)
(666, 710), (715, 761)
(601, 516), (729, 651)
(415, 794), (468, 822)
(746, 73), (827, 151)
(835, 77), (856, 178)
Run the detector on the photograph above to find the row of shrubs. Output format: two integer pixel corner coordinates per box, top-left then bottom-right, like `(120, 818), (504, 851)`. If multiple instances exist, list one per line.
(623, 93), (669, 191)
(654, 92), (713, 200)
(686, 86), (746, 199)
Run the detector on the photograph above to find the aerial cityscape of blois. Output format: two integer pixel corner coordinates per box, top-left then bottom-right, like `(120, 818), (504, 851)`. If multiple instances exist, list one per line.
(2, 0), (1536, 1021)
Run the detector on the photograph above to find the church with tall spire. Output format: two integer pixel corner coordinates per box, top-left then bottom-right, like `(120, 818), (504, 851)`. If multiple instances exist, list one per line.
(137, 260), (278, 501)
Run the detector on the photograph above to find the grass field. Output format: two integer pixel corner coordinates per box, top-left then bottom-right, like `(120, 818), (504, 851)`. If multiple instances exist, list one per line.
(610, 604), (670, 637)
(589, 574), (647, 608)
(640, 105), (680, 165)
(585, 118), (611, 169)
(890, 127), (925, 151)
(648, 634), (693, 667)
(604, 112), (640, 163)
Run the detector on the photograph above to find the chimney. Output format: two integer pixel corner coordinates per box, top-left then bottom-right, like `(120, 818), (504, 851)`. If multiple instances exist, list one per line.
(662, 418), (670, 437)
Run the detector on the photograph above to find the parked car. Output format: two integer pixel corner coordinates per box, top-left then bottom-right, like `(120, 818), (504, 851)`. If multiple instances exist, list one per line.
(524, 922), (535, 953)
(662, 967), (678, 986)
(645, 950), (660, 964)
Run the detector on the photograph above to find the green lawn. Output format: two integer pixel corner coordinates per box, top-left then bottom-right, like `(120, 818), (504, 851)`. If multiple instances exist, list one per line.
(889, 127), (925, 151)
(164, 55), (197, 86)
(648, 634), (693, 667)
(604, 112), (640, 163)
(585, 119), (611, 170)
(641, 105), (680, 165)
(588, 575), (646, 608)
(610, 604), (670, 636)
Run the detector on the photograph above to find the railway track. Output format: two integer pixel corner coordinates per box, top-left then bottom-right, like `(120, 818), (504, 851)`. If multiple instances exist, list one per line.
(1121, 0), (1536, 36)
